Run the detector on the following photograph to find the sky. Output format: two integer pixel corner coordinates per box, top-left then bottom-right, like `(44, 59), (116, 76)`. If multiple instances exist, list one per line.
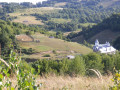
(0, 0), (47, 4)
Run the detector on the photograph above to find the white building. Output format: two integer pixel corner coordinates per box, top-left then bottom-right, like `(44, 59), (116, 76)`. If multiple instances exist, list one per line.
(93, 39), (116, 54)
(67, 55), (75, 59)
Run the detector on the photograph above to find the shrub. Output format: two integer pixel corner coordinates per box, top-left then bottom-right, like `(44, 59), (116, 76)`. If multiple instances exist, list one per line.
(43, 54), (51, 57)
(110, 70), (120, 90)
(0, 50), (41, 89)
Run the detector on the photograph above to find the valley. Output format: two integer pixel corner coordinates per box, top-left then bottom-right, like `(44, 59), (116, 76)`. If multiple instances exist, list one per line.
(0, 0), (120, 89)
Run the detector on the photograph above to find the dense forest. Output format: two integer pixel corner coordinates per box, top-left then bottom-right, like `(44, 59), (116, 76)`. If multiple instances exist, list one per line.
(37, 0), (120, 23)
(113, 36), (120, 50)
(1, 0), (120, 32)
(68, 14), (120, 39)
(30, 0), (120, 32)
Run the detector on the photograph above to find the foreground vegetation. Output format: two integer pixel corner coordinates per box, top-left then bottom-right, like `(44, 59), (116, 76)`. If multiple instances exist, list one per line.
(1, 49), (120, 89)
(0, 0), (120, 89)
(4, 75), (113, 90)
(32, 52), (120, 76)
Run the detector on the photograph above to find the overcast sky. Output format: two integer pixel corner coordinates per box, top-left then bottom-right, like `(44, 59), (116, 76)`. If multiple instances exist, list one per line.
(0, 0), (47, 4)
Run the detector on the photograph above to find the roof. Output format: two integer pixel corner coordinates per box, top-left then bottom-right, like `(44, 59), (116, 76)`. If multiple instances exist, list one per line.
(67, 55), (75, 59)
(99, 46), (116, 53)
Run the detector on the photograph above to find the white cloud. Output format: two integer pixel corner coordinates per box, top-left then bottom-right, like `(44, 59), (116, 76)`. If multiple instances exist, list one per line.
(0, 0), (47, 4)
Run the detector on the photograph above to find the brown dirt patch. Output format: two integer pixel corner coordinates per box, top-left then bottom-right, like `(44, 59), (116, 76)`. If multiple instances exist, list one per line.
(16, 35), (34, 42)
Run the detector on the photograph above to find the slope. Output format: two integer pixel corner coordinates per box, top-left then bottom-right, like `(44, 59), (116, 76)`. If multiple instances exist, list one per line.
(18, 33), (92, 60)
(70, 14), (120, 44)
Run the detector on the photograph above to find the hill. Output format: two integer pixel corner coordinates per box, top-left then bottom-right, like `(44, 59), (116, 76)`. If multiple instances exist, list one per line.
(9, 7), (62, 25)
(0, 19), (92, 61)
(6, 0), (120, 32)
(69, 14), (120, 47)
(18, 33), (92, 60)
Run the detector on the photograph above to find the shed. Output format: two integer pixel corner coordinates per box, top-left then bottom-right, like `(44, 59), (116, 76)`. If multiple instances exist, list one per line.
(49, 36), (54, 38)
(67, 55), (75, 59)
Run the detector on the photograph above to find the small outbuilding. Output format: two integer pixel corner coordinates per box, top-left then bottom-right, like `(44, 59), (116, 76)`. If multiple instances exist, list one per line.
(67, 55), (75, 59)
(49, 36), (54, 38)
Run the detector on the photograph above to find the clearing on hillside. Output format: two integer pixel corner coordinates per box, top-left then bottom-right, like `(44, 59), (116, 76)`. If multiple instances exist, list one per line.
(16, 35), (34, 42)
(88, 30), (120, 43)
(9, 7), (62, 25)
(98, 0), (119, 8)
(54, 2), (67, 7)
(19, 33), (92, 59)
(12, 16), (44, 25)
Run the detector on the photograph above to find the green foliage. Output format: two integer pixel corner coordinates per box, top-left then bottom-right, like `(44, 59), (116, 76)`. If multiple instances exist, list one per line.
(25, 31), (32, 35)
(69, 56), (86, 76)
(32, 52), (120, 76)
(83, 40), (92, 48)
(110, 70), (120, 90)
(43, 54), (51, 57)
(52, 50), (56, 54)
(22, 48), (36, 55)
(36, 0), (120, 24)
(113, 36), (120, 50)
(102, 54), (115, 74)
(68, 14), (120, 41)
(32, 56), (86, 76)
(84, 53), (104, 75)
(0, 50), (41, 89)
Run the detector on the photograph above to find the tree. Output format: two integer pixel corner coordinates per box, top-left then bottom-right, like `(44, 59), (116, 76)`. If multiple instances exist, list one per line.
(69, 56), (86, 76)
(102, 54), (115, 74)
(84, 53), (104, 75)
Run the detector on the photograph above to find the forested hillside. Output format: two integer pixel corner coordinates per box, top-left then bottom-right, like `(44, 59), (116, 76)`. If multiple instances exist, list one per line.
(39, 0), (120, 23)
(0, 20), (53, 55)
(68, 14), (120, 48)
(1, 0), (120, 32)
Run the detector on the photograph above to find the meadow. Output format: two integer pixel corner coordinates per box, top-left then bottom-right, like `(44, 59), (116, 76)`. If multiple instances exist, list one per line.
(18, 33), (92, 59)
(9, 75), (113, 90)
(9, 7), (62, 25)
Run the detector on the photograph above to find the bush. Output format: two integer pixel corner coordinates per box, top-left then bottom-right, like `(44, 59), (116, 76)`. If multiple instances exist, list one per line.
(22, 48), (35, 54)
(52, 50), (56, 54)
(25, 31), (32, 35)
(43, 54), (51, 57)
(110, 70), (120, 90)
(0, 50), (41, 89)
(32, 56), (86, 76)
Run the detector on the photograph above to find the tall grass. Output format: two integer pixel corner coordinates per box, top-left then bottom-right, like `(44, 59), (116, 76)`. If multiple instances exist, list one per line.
(31, 75), (113, 90)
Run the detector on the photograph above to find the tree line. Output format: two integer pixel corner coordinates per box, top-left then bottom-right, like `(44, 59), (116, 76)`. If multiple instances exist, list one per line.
(0, 20), (70, 56)
(32, 52), (120, 76)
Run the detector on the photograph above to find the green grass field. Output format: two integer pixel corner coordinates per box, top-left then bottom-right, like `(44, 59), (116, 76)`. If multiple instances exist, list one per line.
(10, 7), (62, 15)
(19, 33), (92, 59)
(12, 16), (44, 25)
(9, 7), (62, 25)
(80, 23), (96, 27)
(50, 18), (71, 23)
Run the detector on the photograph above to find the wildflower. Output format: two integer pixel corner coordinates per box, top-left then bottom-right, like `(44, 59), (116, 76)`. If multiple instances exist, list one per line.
(111, 79), (114, 82)
(115, 73), (119, 77)
(117, 78), (120, 81)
